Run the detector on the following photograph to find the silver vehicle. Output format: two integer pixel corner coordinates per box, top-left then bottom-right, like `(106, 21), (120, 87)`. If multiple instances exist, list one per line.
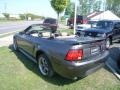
(13, 24), (109, 79)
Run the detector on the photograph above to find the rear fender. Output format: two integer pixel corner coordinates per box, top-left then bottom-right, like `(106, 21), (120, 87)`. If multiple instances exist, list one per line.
(34, 45), (52, 63)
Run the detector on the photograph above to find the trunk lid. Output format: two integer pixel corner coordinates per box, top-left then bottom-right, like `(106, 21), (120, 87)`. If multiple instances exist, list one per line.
(56, 35), (105, 44)
(56, 35), (106, 60)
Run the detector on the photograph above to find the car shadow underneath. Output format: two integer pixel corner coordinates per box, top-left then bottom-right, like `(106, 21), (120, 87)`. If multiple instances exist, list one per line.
(8, 43), (120, 85)
(9, 45), (79, 85)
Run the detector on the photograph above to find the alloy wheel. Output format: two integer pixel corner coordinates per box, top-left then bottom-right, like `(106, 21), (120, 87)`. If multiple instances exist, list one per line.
(38, 56), (49, 76)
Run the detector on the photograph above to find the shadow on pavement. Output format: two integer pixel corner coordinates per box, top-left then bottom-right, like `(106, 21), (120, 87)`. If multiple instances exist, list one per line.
(9, 45), (77, 85)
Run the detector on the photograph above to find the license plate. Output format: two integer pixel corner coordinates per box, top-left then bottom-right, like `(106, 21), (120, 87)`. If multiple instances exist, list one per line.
(91, 46), (100, 55)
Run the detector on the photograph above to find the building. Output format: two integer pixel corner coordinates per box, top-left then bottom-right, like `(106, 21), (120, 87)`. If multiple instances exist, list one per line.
(9, 14), (20, 19)
(87, 10), (120, 21)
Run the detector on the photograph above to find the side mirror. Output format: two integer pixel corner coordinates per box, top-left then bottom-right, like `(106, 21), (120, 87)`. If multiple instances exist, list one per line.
(114, 24), (119, 29)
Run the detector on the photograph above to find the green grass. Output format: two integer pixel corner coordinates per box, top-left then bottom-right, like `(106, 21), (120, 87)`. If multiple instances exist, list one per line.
(60, 20), (66, 25)
(60, 29), (74, 35)
(0, 46), (120, 90)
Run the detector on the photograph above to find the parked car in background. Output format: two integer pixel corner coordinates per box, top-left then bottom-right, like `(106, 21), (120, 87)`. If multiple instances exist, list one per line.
(43, 18), (57, 32)
(13, 24), (109, 80)
(76, 24), (91, 33)
(67, 15), (87, 29)
(87, 20), (98, 28)
(76, 20), (120, 47)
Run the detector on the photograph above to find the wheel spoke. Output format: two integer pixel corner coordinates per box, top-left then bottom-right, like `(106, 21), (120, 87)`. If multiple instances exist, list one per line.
(44, 68), (48, 74)
(38, 56), (49, 75)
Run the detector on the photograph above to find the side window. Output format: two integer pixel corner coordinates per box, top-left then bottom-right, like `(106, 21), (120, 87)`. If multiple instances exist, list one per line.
(25, 26), (43, 34)
(43, 19), (49, 23)
(24, 25), (52, 38)
(114, 22), (120, 29)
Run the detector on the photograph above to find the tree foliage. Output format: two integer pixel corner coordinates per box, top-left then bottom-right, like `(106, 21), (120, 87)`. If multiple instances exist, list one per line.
(79, 0), (89, 15)
(19, 14), (26, 20)
(93, 1), (101, 12)
(19, 13), (43, 20)
(106, 0), (120, 17)
(50, 0), (68, 28)
(51, 0), (68, 14)
(77, 0), (120, 17)
(78, 0), (102, 15)
(2, 13), (10, 20)
(64, 0), (75, 18)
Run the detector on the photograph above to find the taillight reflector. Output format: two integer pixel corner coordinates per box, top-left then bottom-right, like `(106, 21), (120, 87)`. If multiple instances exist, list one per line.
(65, 49), (83, 61)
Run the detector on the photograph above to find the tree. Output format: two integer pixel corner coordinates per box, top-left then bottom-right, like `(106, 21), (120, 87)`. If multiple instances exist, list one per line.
(78, 0), (102, 15)
(106, 0), (120, 17)
(50, 0), (68, 29)
(19, 13), (43, 20)
(64, 0), (74, 18)
(93, 0), (101, 12)
(2, 13), (10, 20)
(79, 0), (89, 15)
(65, 2), (75, 18)
(19, 14), (26, 20)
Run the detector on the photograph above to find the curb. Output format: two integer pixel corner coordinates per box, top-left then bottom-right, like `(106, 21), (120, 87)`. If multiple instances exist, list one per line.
(0, 30), (21, 36)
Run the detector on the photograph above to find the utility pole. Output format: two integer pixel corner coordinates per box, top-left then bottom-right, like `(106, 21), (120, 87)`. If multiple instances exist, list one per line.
(73, 0), (77, 34)
(4, 3), (7, 13)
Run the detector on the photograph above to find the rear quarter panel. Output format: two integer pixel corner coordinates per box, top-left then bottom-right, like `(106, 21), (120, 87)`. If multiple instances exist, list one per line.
(34, 38), (72, 65)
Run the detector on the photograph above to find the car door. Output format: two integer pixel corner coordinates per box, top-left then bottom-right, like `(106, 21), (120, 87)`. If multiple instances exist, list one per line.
(21, 34), (35, 55)
(18, 25), (40, 55)
(23, 25), (45, 55)
(112, 22), (120, 40)
(16, 26), (32, 51)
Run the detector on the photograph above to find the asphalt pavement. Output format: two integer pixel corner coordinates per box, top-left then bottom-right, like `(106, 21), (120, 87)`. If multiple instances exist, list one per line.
(0, 21), (42, 34)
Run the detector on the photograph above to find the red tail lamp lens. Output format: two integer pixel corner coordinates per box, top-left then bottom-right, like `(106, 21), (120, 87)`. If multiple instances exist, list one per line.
(65, 49), (83, 61)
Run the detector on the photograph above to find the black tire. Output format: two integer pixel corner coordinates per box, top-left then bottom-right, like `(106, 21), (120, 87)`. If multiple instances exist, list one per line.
(38, 54), (54, 77)
(13, 39), (19, 51)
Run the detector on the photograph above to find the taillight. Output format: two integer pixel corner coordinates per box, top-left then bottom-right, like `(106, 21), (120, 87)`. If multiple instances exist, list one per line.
(65, 49), (83, 61)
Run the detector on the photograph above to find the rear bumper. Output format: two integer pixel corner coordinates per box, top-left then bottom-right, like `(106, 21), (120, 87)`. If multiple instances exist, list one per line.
(52, 51), (109, 79)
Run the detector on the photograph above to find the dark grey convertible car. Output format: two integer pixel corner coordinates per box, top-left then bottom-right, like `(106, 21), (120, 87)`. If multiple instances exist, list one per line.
(13, 24), (109, 80)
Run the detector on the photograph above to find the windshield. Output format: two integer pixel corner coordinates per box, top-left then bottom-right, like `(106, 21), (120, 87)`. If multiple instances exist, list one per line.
(78, 31), (104, 37)
(44, 19), (56, 24)
(77, 26), (85, 29)
(96, 21), (113, 29)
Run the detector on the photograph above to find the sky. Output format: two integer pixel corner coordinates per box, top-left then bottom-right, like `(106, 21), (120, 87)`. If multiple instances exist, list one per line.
(0, 0), (75, 18)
